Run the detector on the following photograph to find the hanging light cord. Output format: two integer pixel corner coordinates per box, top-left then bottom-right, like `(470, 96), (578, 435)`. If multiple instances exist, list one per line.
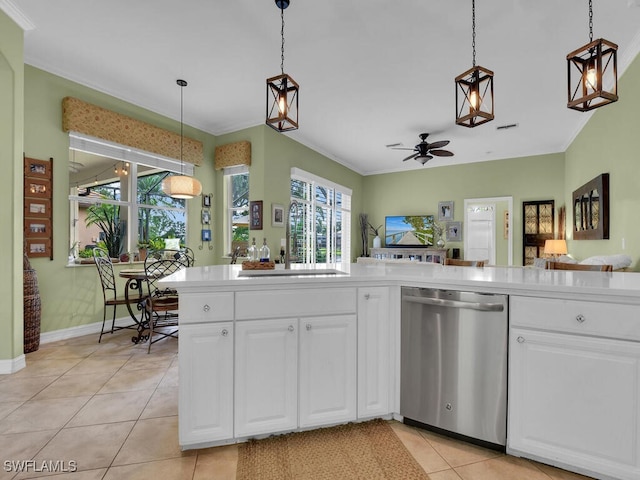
(180, 82), (184, 175)
(471, 0), (476, 67)
(588, 0), (593, 42)
(280, 6), (285, 75)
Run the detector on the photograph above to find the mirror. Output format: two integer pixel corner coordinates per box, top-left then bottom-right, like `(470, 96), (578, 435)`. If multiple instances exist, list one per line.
(572, 173), (609, 240)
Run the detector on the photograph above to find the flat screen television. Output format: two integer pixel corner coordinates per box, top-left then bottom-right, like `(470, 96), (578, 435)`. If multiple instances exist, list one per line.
(384, 215), (435, 247)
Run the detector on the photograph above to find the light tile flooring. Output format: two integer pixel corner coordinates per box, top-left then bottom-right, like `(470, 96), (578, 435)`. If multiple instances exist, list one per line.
(0, 330), (593, 480)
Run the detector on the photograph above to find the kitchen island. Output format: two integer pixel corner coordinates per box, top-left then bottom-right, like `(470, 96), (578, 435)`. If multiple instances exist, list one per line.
(163, 263), (640, 480)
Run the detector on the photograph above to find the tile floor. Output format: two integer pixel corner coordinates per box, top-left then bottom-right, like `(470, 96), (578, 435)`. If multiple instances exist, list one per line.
(0, 329), (593, 480)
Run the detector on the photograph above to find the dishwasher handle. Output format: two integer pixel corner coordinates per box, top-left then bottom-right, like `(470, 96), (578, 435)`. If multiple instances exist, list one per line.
(402, 294), (504, 312)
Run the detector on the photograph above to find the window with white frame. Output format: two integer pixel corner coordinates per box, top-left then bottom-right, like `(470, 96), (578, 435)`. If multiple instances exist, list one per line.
(68, 133), (190, 261)
(224, 166), (250, 256)
(290, 168), (351, 265)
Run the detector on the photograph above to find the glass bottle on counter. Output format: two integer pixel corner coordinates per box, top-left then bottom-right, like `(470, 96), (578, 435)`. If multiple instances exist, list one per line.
(247, 237), (258, 262)
(259, 238), (271, 262)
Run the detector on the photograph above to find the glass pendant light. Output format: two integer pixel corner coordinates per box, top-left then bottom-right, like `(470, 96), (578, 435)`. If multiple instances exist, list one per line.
(161, 79), (203, 199)
(266, 0), (299, 132)
(455, 0), (494, 128)
(567, 0), (618, 112)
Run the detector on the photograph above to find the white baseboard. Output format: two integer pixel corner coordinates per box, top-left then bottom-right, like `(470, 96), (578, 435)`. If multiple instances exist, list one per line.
(0, 354), (26, 374)
(40, 316), (135, 344)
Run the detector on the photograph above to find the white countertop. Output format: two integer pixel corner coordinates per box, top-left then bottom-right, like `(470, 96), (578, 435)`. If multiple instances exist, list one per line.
(161, 263), (640, 303)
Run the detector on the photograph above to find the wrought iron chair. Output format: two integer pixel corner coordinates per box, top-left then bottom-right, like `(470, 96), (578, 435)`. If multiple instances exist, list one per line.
(142, 254), (188, 353)
(147, 247), (195, 267)
(93, 248), (144, 342)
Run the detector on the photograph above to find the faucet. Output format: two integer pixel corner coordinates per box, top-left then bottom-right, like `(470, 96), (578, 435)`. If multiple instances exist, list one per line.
(285, 200), (299, 269)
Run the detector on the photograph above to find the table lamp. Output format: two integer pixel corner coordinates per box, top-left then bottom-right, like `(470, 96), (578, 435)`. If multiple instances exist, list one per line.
(544, 239), (568, 258)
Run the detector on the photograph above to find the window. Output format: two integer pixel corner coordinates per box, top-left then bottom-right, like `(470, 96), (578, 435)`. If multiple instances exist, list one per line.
(68, 133), (190, 261)
(224, 166), (250, 256)
(290, 168), (351, 265)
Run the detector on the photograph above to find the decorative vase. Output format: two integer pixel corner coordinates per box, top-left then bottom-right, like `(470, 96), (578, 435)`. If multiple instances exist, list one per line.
(373, 235), (382, 249)
(437, 238), (445, 248)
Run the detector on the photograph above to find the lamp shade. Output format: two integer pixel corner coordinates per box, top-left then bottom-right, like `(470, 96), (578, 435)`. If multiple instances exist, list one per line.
(161, 175), (202, 199)
(544, 239), (568, 256)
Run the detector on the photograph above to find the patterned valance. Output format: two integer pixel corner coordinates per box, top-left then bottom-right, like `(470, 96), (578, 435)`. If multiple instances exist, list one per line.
(214, 141), (251, 170)
(62, 97), (203, 166)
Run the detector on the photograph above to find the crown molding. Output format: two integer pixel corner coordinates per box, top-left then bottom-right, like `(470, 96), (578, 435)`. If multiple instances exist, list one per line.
(0, 0), (35, 30)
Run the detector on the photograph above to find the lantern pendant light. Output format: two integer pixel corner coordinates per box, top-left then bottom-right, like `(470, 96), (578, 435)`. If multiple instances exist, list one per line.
(266, 0), (299, 132)
(455, 0), (494, 128)
(566, 0), (618, 112)
(161, 79), (203, 199)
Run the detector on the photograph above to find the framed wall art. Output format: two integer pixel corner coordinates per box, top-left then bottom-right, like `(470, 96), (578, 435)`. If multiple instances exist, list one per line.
(446, 221), (462, 242)
(250, 200), (263, 230)
(438, 201), (454, 221)
(272, 203), (284, 227)
(24, 156), (53, 259)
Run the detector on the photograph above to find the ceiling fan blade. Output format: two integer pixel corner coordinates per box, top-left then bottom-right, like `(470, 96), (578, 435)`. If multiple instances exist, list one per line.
(430, 149), (454, 157)
(417, 155), (433, 165)
(391, 147), (416, 151)
(427, 140), (450, 149)
(402, 153), (418, 162)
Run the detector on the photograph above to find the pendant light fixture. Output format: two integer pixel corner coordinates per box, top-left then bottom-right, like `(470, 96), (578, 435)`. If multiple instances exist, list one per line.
(161, 79), (203, 199)
(266, 0), (299, 132)
(455, 0), (494, 128)
(566, 0), (618, 112)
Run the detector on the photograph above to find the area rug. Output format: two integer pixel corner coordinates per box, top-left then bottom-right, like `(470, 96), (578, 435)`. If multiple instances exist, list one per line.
(236, 419), (429, 480)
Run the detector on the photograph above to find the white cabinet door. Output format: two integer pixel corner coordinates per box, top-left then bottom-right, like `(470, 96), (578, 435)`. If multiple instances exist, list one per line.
(235, 318), (298, 437)
(509, 328), (640, 480)
(179, 322), (233, 446)
(299, 315), (357, 428)
(357, 287), (391, 419)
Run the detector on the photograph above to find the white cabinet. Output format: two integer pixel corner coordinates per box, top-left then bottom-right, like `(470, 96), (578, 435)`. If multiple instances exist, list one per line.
(179, 322), (234, 446)
(235, 318), (298, 438)
(299, 315), (357, 428)
(509, 296), (640, 480)
(357, 287), (391, 419)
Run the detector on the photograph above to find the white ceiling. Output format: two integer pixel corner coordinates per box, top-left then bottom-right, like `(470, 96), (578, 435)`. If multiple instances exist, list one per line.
(9, 0), (640, 175)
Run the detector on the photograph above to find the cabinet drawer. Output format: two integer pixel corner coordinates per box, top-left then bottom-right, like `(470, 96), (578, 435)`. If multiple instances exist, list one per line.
(180, 292), (234, 324)
(236, 288), (356, 320)
(510, 296), (640, 341)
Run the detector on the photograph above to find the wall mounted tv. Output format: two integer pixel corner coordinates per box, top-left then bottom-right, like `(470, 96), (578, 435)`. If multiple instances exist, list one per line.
(385, 215), (435, 247)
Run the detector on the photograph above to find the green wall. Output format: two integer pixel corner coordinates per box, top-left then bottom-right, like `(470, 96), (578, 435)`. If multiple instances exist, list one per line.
(363, 153), (566, 266)
(565, 50), (640, 269)
(0, 11), (24, 361)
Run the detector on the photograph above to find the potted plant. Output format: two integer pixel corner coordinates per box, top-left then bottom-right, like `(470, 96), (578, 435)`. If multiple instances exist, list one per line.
(76, 247), (95, 264)
(137, 241), (150, 262)
(85, 204), (124, 260)
(368, 222), (383, 249)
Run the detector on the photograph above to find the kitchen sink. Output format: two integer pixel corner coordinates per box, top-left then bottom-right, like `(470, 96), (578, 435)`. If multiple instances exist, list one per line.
(237, 268), (347, 278)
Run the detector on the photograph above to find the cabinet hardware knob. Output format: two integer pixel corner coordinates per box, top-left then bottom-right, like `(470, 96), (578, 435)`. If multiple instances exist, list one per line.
(517, 336), (525, 343)
(576, 314), (586, 323)
(203, 304), (210, 312)
(288, 325), (294, 332)
(364, 294), (370, 300)
(221, 329), (228, 337)
(306, 324), (312, 331)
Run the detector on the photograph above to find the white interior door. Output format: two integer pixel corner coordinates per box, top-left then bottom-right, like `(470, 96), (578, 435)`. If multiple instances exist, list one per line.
(465, 203), (496, 264)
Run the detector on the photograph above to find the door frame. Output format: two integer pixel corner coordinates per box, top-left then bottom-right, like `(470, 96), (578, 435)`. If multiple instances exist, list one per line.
(464, 196), (513, 266)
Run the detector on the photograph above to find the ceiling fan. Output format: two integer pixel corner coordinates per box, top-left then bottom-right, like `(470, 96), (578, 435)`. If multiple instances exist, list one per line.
(392, 133), (454, 165)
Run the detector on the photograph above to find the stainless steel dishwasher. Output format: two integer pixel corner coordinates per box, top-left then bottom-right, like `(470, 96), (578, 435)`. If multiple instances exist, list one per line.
(400, 287), (508, 449)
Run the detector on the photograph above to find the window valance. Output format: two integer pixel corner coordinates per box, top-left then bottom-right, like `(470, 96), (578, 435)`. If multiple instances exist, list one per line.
(62, 96), (203, 166)
(214, 141), (251, 170)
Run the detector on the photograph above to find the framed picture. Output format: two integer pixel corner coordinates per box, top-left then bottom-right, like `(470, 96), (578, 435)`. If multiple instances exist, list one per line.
(201, 209), (211, 225)
(202, 194), (211, 208)
(25, 219), (51, 238)
(24, 157), (52, 179)
(250, 200), (263, 230)
(438, 201), (454, 221)
(24, 198), (50, 218)
(26, 179), (51, 198)
(201, 229), (211, 242)
(446, 221), (462, 242)
(272, 203), (285, 227)
(26, 239), (51, 258)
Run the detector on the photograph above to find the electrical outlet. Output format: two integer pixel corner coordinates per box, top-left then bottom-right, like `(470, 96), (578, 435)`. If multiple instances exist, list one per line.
(622, 237), (626, 250)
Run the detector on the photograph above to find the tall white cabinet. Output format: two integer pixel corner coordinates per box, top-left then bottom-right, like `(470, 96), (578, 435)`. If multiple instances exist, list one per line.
(509, 296), (640, 480)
